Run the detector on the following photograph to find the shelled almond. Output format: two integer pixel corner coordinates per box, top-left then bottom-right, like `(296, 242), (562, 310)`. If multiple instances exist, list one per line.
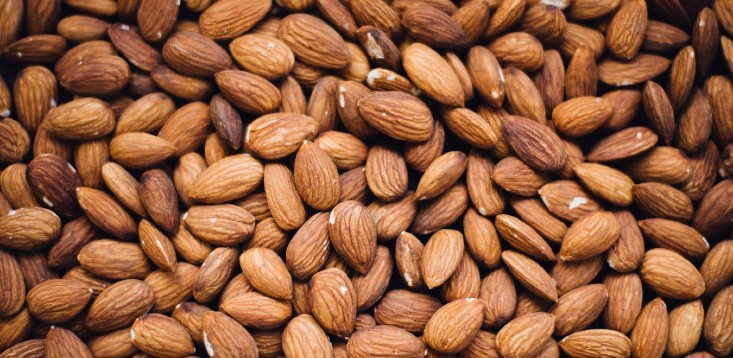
(0, 0), (733, 357)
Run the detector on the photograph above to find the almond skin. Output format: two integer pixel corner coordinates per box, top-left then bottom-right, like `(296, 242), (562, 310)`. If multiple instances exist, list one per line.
(278, 13), (350, 69)
(496, 312), (555, 358)
(189, 154), (264, 204)
(283, 314), (333, 358)
(26, 279), (91, 324)
(240, 247), (293, 299)
(559, 211), (621, 261)
(559, 329), (632, 358)
(641, 248), (705, 300)
(403, 42), (465, 107)
(307, 268), (357, 338)
(328, 200), (378, 274)
(358, 91), (433, 142)
(348, 325), (425, 357)
(424, 298), (484, 354)
(502, 115), (567, 172)
(199, 0), (272, 40)
(85, 279), (155, 332)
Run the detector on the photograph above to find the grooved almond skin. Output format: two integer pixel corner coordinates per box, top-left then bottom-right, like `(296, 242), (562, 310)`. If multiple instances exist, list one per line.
(294, 141), (340, 210)
(107, 24), (162, 73)
(692, 179), (733, 237)
(173, 154), (207, 210)
(45, 327), (92, 358)
(552, 97), (613, 138)
(365, 144), (408, 202)
(245, 113), (319, 160)
(78, 239), (152, 280)
(415, 151), (467, 201)
(374, 289), (441, 333)
(493, 156), (550, 197)
(367, 192), (417, 241)
(394, 232), (425, 290)
(0, 118), (29, 165)
(264, 163), (307, 231)
(552, 256), (604, 296)
(199, 0), (272, 40)
(638, 219), (708, 260)
(641, 248), (705, 300)
(101, 162), (148, 217)
(348, 325), (425, 357)
(138, 219), (176, 272)
(328, 200), (377, 274)
(193, 247), (238, 303)
(308, 268), (357, 337)
(598, 54), (671, 87)
(74, 138), (108, 191)
(139, 169), (179, 235)
(509, 196), (567, 244)
(286, 212), (331, 280)
(240, 247), (293, 299)
(668, 46), (696, 112)
(495, 214), (555, 261)
(677, 89), (713, 154)
(488, 32), (545, 72)
(190, 154), (263, 204)
(85, 279), (155, 332)
(278, 13), (349, 69)
(606, 1), (648, 60)
(109, 132), (177, 169)
(604, 273), (644, 339)
(574, 163), (634, 207)
(283, 314), (332, 358)
(602, 88), (642, 132)
(402, 5), (466, 49)
(586, 126), (658, 162)
(631, 297), (668, 358)
(560, 211), (622, 261)
(184, 204), (255, 246)
(151, 65), (214, 101)
(209, 94), (243, 150)
(624, 146), (690, 185)
(76, 187), (136, 240)
(666, 299), (704, 357)
(403, 43), (465, 107)
(607, 211), (645, 273)
(705, 75), (733, 145)
(504, 67), (546, 124)
(418, 229), (465, 290)
(565, 46), (598, 99)
(358, 91), (433, 142)
(480, 267), (517, 328)
(163, 31), (231, 78)
(441, 107), (499, 150)
(467, 46), (504, 108)
(550, 284), (608, 336)
(440, 251), (480, 302)
(26, 154), (82, 217)
(230, 34), (294, 81)
(703, 285), (733, 357)
(496, 313), (555, 358)
(350, 0), (401, 39)
(47, 217), (98, 269)
(130, 313), (195, 358)
(0, 249), (24, 317)
(681, 141), (718, 200)
(466, 150), (504, 217)
(502, 250), (558, 302)
(424, 298), (484, 354)
(314, 131), (368, 170)
(502, 115), (567, 172)
(13, 65), (57, 133)
(538, 180), (602, 222)
(43, 98), (114, 140)
(2, 338), (46, 358)
(202, 311), (258, 358)
(352, 247), (393, 310)
(26, 279), (91, 325)
(215, 70), (280, 115)
(701, 240), (733, 297)
(559, 329), (632, 358)
(219, 291), (291, 330)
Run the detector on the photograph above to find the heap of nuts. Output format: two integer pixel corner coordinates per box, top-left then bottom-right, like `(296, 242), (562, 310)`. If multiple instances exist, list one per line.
(1, 0), (733, 357)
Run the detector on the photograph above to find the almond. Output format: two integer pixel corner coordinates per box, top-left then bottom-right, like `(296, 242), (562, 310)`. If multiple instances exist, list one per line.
(85, 279), (154, 332)
(278, 13), (349, 69)
(502, 250), (558, 302)
(307, 268), (356, 337)
(199, 0), (271, 40)
(559, 329), (632, 358)
(190, 154), (263, 204)
(215, 70), (280, 115)
(328, 200), (377, 274)
(282, 314), (332, 357)
(348, 325), (426, 357)
(358, 91), (433, 142)
(703, 285), (733, 357)
(424, 298), (484, 354)
(502, 115), (567, 172)
(496, 312), (555, 358)
(184, 204), (255, 246)
(245, 113), (319, 160)
(403, 43), (465, 107)
(631, 297), (668, 358)
(641, 248), (705, 300)
(559, 211), (621, 261)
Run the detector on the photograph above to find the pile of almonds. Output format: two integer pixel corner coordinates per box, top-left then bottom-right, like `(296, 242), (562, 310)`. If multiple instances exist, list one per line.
(1, 0), (733, 357)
